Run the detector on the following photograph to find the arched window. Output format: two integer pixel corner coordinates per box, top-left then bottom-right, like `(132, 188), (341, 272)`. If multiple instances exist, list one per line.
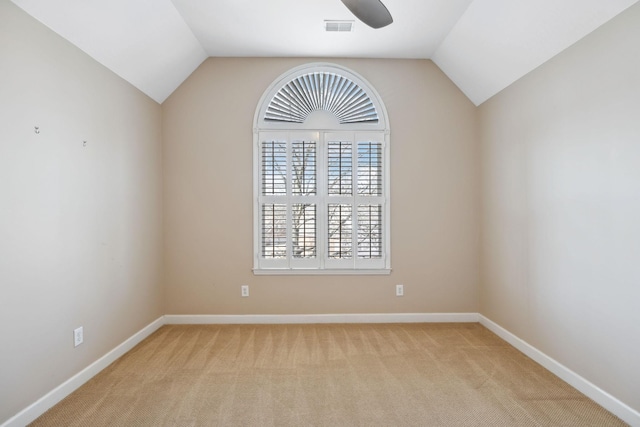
(253, 63), (390, 274)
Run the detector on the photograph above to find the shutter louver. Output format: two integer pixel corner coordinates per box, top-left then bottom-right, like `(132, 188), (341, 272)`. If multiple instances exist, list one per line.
(292, 204), (316, 258)
(292, 140), (316, 195)
(264, 72), (379, 124)
(358, 204), (382, 259)
(262, 204), (287, 258)
(328, 204), (352, 259)
(262, 141), (287, 195)
(357, 141), (382, 196)
(328, 141), (353, 195)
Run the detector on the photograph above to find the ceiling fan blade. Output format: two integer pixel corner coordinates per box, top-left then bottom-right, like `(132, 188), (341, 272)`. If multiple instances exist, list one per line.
(341, 0), (393, 29)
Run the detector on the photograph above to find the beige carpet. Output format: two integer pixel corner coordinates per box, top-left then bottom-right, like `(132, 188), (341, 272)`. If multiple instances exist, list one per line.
(31, 323), (625, 426)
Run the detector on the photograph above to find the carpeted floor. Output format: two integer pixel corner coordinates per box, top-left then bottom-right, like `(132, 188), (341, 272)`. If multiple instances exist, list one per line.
(30, 323), (626, 426)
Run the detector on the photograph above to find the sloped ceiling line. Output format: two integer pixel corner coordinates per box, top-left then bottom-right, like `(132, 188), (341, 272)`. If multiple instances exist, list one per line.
(10, 0), (639, 105)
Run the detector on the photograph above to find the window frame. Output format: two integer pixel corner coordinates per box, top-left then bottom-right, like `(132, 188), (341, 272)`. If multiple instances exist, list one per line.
(253, 63), (391, 275)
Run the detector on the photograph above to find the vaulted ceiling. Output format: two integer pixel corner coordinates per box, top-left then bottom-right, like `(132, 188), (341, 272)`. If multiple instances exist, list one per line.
(11, 0), (638, 105)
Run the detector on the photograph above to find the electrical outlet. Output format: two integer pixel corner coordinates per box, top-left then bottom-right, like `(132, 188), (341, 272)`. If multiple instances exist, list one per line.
(396, 284), (404, 297)
(74, 326), (84, 347)
(241, 285), (249, 297)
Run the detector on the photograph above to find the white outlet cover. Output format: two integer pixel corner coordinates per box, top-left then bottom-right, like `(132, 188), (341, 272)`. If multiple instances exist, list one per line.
(74, 326), (83, 347)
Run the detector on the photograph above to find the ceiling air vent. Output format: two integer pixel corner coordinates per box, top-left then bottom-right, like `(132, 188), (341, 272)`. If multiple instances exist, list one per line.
(325, 20), (354, 32)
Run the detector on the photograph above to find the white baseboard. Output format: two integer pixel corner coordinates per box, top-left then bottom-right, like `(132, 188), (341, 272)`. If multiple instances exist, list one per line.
(164, 312), (480, 325)
(2, 312), (477, 426)
(1, 316), (164, 427)
(479, 315), (640, 427)
(9, 313), (636, 427)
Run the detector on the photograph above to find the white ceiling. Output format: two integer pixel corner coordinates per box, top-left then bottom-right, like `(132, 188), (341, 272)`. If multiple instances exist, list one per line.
(11, 0), (638, 105)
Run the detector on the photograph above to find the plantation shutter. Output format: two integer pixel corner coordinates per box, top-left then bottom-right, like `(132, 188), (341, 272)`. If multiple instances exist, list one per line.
(259, 137), (289, 268)
(291, 138), (317, 260)
(258, 132), (386, 271)
(258, 132), (320, 270)
(253, 64), (390, 274)
(357, 141), (383, 260)
(324, 133), (386, 270)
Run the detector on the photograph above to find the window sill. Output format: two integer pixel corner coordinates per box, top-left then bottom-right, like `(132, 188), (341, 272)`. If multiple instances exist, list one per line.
(253, 268), (392, 276)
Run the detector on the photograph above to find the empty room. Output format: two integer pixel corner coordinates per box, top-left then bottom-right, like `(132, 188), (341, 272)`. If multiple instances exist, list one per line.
(1, 0), (639, 425)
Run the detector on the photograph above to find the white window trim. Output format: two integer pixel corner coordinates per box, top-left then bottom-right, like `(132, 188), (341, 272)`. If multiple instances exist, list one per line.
(254, 268), (391, 276)
(253, 63), (390, 275)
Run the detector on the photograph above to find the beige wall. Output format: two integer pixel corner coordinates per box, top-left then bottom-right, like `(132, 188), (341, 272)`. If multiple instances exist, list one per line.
(479, 3), (640, 412)
(162, 58), (480, 315)
(0, 2), (164, 423)
(10, 0), (639, 421)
